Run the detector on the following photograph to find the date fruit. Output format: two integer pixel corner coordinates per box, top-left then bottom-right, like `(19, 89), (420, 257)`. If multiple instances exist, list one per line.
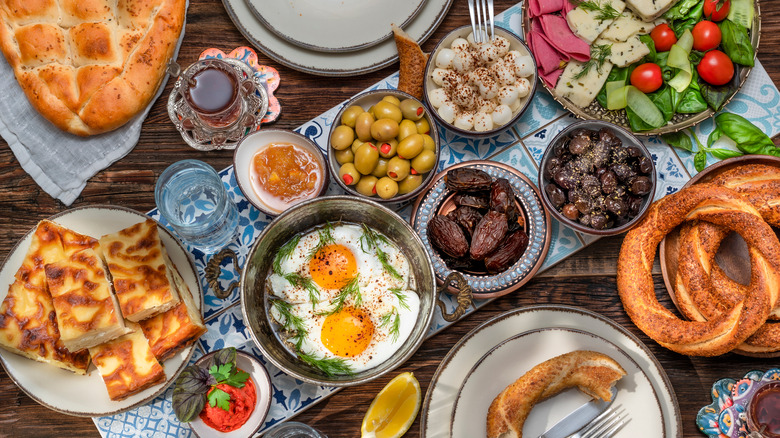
(484, 230), (529, 273)
(445, 168), (493, 192)
(428, 215), (469, 258)
(447, 206), (483, 238)
(470, 210), (508, 261)
(453, 193), (489, 210)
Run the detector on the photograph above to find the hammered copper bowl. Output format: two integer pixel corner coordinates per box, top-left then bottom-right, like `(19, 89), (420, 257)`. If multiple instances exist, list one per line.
(239, 196), (436, 386)
(538, 120), (656, 236)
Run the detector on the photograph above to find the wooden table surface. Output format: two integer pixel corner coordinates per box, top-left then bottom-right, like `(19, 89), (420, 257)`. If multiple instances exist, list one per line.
(1, 1), (779, 437)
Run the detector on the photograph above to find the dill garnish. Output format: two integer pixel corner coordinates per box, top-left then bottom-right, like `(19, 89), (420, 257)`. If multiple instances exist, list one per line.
(575, 0), (621, 21)
(573, 44), (612, 80)
(271, 299), (308, 350)
(283, 273), (321, 308)
(319, 275), (361, 316)
(273, 235), (300, 274)
(306, 222), (336, 261)
(379, 308), (402, 343)
(359, 224), (403, 281)
(389, 287), (410, 311)
(298, 351), (354, 377)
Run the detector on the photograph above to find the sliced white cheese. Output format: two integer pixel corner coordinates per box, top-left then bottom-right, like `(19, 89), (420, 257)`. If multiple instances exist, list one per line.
(596, 34), (651, 67)
(555, 60), (614, 108)
(625, 0), (677, 21)
(566, 0), (627, 45)
(599, 12), (661, 42)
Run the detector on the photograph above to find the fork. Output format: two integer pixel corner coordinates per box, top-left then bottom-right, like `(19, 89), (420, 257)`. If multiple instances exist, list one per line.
(467, 0), (495, 43)
(570, 406), (629, 438)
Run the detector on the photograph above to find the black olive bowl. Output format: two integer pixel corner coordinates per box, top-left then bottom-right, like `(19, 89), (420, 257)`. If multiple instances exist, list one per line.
(538, 120), (657, 236)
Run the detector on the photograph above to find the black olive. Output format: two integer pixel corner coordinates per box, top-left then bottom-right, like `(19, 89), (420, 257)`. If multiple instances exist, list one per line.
(591, 140), (611, 168)
(611, 163), (635, 182)
(628, 196), (643, 216)
(582, 174), (601, 198)
(544, 157), (562, 180)
(568, 134), (591, 155)
(600, 170), (618, 194)
(554, 168), (578, 191)
(605, 196), (627, 216)
(630, 176), (653, 195)
(626, 146), (644, 158)
(599, 128), (622, 147)
(553, 140), (567, 157)
(638, 156), (653, 174)
(562, 203), (580, 220)
(611, 146), (629, 164)
(579, 214), (592, 226)
(545, 184), (566, 208)
(590, 213), (608, 230)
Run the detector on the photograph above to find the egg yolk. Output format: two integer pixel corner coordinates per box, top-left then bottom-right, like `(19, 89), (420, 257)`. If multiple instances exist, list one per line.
(309, 244), (357, 290)
(321, 306), (374, 357)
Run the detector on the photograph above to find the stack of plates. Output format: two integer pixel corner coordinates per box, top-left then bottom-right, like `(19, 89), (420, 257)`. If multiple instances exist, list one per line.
(221, 0), (454, 76)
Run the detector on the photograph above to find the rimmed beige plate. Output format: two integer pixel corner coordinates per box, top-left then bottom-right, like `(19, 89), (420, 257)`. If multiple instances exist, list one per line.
(421, 305), (682, 437)
(520, 0), (762, 135)
(0, 205), (203, 417)
(246, 0), (428, 53)
(221, 0), (452, 76)
(659, 155), (780, 358)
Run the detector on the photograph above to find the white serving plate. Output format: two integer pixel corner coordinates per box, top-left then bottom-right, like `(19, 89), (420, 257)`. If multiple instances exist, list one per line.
(421, 305), (682, 437)
(221, 0), (452, 76)
(246, 0), (427, 53)
(0, 205), (203, 417)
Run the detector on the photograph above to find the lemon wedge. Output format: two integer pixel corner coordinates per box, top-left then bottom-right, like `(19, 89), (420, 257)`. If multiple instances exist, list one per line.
(361, 372), (421, 438)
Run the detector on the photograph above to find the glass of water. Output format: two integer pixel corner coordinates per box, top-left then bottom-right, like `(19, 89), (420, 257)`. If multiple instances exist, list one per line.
(262, 421), (327, 437)
(155, 159), (239, 253)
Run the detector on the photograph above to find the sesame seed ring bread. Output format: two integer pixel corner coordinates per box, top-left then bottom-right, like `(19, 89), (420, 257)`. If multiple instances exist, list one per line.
(486, 350), (625, 438)
(0, 0), (186, 136)
(617, 184), (780, 356)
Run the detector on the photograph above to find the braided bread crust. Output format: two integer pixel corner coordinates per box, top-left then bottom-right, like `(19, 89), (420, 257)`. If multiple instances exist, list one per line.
(486, 350), (625, 438)
(617, 184), (780, 356)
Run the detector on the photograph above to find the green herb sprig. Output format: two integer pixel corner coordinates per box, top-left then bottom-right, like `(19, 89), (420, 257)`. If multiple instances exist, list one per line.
(272, 299), (308, 350)
(283, 272), (321, 307)
(359, 224), (402, 281)
(206, 363), (250, 411)
(307, 222), (335, 260)
(573, 44), (612, 80)
(389, 287), (410, 311)
(575, 0), (621, 21)
(298, 351), (354, 377)
(379, 308), (402, 343)
(320, 275), (361, 316)
(273, 235), (300, 274)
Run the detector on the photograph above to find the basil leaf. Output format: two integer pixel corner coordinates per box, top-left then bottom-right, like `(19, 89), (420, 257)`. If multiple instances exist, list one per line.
(640, 35), (657, 63)
(707, 127), (723, 146)
(172, 365), (212, 422)
(694, 149), (707, 172)
(662, 131), (694, 152)
(210, 347), (237, 369)
(664, 0), (701, 20)
(677, 89), (708, 114)
(714, 112), (776, 154)
(719, 20), (755, 67)
(710, 148), (744, 160)
(700, 74), (739, 111)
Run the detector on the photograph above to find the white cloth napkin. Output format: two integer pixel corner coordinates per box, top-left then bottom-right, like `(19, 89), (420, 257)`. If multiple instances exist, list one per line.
(0, 16), (186, 206)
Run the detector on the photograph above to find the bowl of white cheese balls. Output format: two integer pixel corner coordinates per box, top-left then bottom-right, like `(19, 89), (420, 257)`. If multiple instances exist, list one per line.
(424, 25), (537, 137)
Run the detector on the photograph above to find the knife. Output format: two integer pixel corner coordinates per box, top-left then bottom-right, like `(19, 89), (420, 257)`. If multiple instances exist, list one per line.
(537, 387), (617, 438)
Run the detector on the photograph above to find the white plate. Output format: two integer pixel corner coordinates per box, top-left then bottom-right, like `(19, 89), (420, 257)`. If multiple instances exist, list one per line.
(246, 0), (427, 53)
(451, 328), (665, 437)
(421, 305), (682, 437)
(0, 205), (203, 417)
(221, 0), (452, 76)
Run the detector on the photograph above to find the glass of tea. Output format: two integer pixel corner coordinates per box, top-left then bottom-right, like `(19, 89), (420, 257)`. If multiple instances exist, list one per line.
(181, 58), (249, 129)
(747, 381), (780, 438)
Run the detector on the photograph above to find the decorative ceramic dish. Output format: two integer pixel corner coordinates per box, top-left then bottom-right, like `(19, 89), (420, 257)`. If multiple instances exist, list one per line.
(520, 0), (762, 135)
(0, 206), (203, 417)
(697, 368), (780, 438)
(245, 0), (427, 53)
(659, 155), (780, 358)
(188, 350), (273, 438)
(411, 160), (551, 298)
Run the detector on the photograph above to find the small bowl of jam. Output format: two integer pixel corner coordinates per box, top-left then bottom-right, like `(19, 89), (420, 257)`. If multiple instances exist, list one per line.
(748, 381), (780, 437)
(234, 129), (329, 216)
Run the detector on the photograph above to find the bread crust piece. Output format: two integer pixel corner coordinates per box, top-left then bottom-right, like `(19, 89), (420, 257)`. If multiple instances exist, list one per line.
(392, 24), (427, 100)
(486, 350), (625, 438)
(0, 0), (186, 136)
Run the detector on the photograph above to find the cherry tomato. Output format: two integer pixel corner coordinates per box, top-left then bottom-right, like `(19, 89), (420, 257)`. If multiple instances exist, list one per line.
(703, 0), (730, 21)
(630, 63), (663, 93)
(697, 50), (734, 86)
(692, 21), (722, 51)
(650, 23), (677, 52)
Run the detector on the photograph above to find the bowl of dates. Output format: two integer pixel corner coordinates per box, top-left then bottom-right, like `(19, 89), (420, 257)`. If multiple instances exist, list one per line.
(411, 161), (551, 298)
(539, 121), (656, 235)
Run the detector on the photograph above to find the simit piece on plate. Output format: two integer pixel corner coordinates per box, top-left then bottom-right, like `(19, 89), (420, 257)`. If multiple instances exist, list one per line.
(393, 23), (428, 100)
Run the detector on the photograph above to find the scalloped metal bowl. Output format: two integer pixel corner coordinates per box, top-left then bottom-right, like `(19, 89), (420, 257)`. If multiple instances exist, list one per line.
(538, 120), (656, 236)
(423, 24), (537, 138)
(520, 0), (762, 135)
(239, 196), (436, 387)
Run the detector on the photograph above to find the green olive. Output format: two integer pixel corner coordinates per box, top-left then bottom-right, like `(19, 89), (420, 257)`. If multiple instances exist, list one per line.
(330, 125), (355, 150)
(386, 156), (410, 181)
(415, 118), (431, 135)
(411, 149), (436, 174)
(334, 147), (354, 165)
(351, 139), (365, 154)
(400, 98), (425, 121)
(377, 139), (398, 158)
(354, 142), (379, 175)
(355, 112), (375, 142)
(397, 119), (417, 142)
(375, 177), (399, 199)
(356, 175), (378, 197)
(398, 174), (423, 195)
(341, 105), (364, 128)
(370, 118), (399, 142)
(371, 157), (389, 178)
(397, 134), (424, 160)
(339, 163), (361, 186)
(421, 134), (436, 152)
(368, 105), (376, 118)
(381, 95), (402, 107)
(372, 101), (403, 124)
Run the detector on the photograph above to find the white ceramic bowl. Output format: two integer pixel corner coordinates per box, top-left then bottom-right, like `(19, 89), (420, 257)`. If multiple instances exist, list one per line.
(423, 25), (537, 138)
(233, 129), (329, 216)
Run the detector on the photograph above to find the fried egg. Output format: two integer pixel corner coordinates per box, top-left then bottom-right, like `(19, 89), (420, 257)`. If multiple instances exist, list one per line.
(267, 223), (420, 373)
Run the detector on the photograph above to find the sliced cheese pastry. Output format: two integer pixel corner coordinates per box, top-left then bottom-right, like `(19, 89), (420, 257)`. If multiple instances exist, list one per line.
(89, 322), (166, 401)
(45, 247), (131, 352)
(0, 220), (96, 374)
(100, 219), (181, 322)
(140, 252), (205, 361)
